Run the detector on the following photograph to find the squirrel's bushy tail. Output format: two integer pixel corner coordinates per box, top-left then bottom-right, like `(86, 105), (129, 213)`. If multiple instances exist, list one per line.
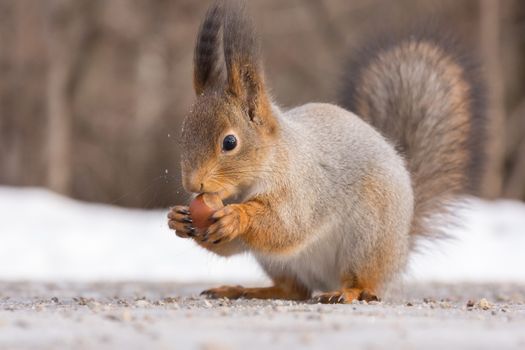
(340, 33), (486, 241)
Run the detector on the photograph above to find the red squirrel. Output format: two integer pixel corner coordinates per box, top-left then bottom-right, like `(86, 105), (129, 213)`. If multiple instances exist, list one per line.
(168, 1), (486, 303)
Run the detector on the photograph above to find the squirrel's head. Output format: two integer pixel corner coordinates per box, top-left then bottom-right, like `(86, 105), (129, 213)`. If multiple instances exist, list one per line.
(180, 1), (279, 199)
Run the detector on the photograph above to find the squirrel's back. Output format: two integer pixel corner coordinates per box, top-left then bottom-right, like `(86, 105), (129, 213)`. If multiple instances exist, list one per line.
(340, 33), (486, 242)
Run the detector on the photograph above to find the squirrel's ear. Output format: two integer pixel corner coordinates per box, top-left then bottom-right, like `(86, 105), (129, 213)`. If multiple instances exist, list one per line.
(223, 2), (275, 130)
(193, 1), (224, 96)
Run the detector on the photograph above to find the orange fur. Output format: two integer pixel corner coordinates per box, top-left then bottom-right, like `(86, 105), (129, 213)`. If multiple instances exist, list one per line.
(202, 276), (311, 300)
(205, 197), (303, 255)
(239, 198), (304, 254)
(316, 276), (379, 304)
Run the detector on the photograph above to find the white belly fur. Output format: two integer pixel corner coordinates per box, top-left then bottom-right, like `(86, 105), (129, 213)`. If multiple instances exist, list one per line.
(254, 225), (346, 292)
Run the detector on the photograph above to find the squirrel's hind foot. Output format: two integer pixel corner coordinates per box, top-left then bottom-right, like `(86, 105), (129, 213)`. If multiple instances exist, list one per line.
(200, 284), (311, 301)
(314, 289), (379, 304)
(200, 285), (246, 299)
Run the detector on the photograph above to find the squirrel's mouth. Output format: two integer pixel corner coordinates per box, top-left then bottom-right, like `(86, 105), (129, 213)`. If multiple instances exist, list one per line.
(196, 184), (237, 203)
(196, 180), (250, 205)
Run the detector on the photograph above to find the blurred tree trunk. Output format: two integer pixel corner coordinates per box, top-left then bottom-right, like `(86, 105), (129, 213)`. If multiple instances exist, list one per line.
(0, 1), (48, 187)
(47, 45), (72, 194)
(504, 100), (525, 199)
(132, 2), (170, 176)
(45, 0), (98, 195)
(479, 0), (505, 198)
(502, 0), (525, 200)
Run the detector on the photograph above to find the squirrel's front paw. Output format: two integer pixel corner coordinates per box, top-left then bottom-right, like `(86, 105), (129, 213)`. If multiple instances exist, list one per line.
(167, 206), (196, 238)
(201, 205), (246, 244)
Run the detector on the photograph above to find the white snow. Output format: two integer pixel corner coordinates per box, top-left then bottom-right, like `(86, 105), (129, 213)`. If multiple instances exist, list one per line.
(0, 186), (264, 283)
(0, 186), (524, 283)
(408, 199), (525, 282)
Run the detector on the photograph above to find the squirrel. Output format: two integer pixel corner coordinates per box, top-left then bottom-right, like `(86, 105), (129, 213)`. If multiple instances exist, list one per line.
(167, 1), (486, 303)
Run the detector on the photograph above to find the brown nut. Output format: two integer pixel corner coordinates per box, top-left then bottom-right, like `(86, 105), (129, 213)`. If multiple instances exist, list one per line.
(189, 193), (224, 232)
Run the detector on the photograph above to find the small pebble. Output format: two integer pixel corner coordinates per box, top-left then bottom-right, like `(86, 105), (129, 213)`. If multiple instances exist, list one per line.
(440, 302), (452, 309)
(477, 298), (492, 310)
(163, 297), (178, 304)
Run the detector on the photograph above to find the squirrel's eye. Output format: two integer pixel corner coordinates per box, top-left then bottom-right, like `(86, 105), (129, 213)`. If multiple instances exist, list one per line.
(222, 134), (237, 151)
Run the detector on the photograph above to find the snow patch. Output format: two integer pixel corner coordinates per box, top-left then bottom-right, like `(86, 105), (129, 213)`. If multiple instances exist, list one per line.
(0, 186), (524, 283)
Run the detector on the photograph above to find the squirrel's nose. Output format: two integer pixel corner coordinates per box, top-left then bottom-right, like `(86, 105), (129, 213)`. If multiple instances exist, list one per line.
(183, 172), (205, 193)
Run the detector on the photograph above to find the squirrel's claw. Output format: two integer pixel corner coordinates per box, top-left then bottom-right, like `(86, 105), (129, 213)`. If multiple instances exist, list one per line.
(175, 208), (190, 215)
(314, 292), (346, 304)
(167, 206), (196, 238)
(314, 289), (380, 304)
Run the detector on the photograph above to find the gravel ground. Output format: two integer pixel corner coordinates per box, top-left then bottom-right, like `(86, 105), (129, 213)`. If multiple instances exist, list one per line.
(0, 282), (524, 350)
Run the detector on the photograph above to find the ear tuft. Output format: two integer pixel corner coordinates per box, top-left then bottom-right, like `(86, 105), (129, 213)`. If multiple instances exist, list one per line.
(223, 1), (273, 129)
(193, 1), (224, 95)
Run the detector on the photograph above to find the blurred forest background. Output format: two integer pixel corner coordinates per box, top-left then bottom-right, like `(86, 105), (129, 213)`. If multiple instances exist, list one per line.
(0, 0), (523, 208)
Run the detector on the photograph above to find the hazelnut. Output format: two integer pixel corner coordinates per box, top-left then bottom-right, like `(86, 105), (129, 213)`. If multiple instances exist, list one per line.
(189, 193), (224, 232)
